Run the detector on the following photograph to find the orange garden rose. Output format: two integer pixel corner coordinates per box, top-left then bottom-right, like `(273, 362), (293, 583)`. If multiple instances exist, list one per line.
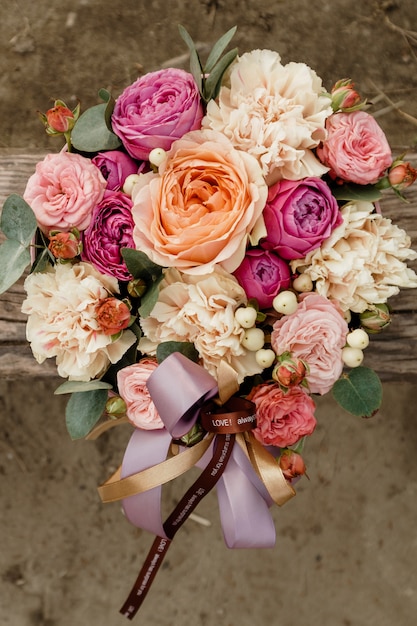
(131, 129), (268, 275)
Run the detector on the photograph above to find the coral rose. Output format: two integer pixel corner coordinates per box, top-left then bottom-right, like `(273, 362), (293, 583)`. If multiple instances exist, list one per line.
(23, 151), (106, 233)
(248, 382), (316, 448)
(131, 129), (268, 274)
(316, 111), (392, 184)
(116, 359), (164, 430)
(271, 292), (348, 394)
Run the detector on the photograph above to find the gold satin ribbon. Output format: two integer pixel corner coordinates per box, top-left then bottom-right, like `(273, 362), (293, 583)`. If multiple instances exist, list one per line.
(86, 416), (130, 440)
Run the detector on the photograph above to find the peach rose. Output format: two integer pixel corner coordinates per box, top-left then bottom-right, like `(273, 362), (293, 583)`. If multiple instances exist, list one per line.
(131, 129), (268, 275)
(271, 292), (348, 394)
(248, 382), (316, 448)
(116, 359), (164, 430)
(23, 151), (107, 233)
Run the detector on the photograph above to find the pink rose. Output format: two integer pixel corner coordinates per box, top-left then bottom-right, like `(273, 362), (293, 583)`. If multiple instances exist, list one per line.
(23, 151), (106, 233)
(112, 68), (204, 160)
(81, 190), (134, 281)
(233, 248), (291, 308)
(271, 293), (348, 394)
(316, 111), (392, 185)
(247, 382), (316, 448)
(261, 177), (342, 260)
(92, 150), (141, 191)
(116, 358), (164, 430)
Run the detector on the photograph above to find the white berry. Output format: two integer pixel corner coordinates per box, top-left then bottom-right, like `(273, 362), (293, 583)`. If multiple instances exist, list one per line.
(342, 346), (364, 368)
(292, 274), (313, 292)
(241, 327), (265, 351)
(346, 328), (370, 349)
(123, 173), (141, 196)
(255, 348), (276, 368)
(272, 291), (298, 315)
(234, 306), (258, 329)
(149, 148), (167, 168)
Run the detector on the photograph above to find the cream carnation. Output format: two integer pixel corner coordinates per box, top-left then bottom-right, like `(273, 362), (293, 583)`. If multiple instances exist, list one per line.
(202, 49), (332, 183)
(291, 201), (417, 313)
(139, 267), (263, 383)
(21, 262), (137, 380)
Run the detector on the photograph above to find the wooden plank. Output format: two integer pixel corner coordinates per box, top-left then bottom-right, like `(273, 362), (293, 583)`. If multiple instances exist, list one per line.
(0, 151), (416, 380)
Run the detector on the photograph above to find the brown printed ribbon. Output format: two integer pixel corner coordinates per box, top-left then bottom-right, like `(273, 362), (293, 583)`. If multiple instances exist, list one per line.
(200, 396), (256, 434)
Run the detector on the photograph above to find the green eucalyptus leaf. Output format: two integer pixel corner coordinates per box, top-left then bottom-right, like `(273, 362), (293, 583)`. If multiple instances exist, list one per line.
(1, 194), (37, 245)
(30, 247), (53, 274)
(0, 239), (31, 294)
(156, 341), (199, 364)
(138, 273), (164, 317)
(65, 388), (108, 439)
(178, 24), (197, 53)
(205, 26), (237, 73)
(54, 379), (113, 395)
(332, 184), (382, 203)
(332, 366), (382, 418)
(98, 88), (112, 103)
(121, 248), (163, 281)
(203, 47), (238, 102)
(189, 48), (203, 92)
(71, 103), (121, 152)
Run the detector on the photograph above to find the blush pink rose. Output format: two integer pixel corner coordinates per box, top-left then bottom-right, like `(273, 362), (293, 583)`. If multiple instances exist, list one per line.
(261, 177), (342, 260)
(116, 358), (164, 430)
(271, 292), (348, 394)
(247, 382), (316, 448)
(23, 151), (107, 233)
(112, 68), (203, 160)
(316, 111), (392, 185)
(233, 248), (291, 308)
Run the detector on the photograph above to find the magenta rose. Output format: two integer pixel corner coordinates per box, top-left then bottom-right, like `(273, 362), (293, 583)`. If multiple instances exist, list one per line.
(271, 292), (348, 395)
(81, 190), (135, 281)
(316, 111), (392, 185)
(261, 177), (342, 260)
(92, 150), (141, 191)
(112, 68), (204, 160)
(116, 358), (164, 430)
(233, 248), (291, 308)
(248, 382), (316, 448)
(23, 151), (106, 233)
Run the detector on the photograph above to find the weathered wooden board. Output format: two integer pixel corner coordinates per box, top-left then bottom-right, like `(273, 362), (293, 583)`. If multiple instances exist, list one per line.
(0, 151), (416, 380)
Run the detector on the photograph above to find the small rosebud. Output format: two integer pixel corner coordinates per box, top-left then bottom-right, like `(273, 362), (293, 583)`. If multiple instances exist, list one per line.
(105, 396), (127, 418)
(241, 327), (265, 351)
(255, 348), (276, 368)
(346, 328), (370, 349)
(272, 290), (298, 315)
(272, 353), (308, 388)
(127, 278), (147, 298)
(95, 297), (131, 336)
(330, 78), (365, 112)
(342, 346), (364, 368)
(359, 303), (391, 333)
(292, 273), (313, 293)
(234, 306), (258, 328)
(279, 449), (307, 481)
(149, 148), (167, 169)
(48, 230), (81, 259)
(388, 160), (417, 192)
(39, 99), (80, 136)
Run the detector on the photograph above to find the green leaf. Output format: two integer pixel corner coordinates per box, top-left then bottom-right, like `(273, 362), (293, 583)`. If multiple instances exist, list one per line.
(156, 341), (199, 364)
(189, 48), (203, 92)
(54, 379), (113, 395)
(71, 103), (122, 152)
(178, 24), (197, 54)
(332, 366), (382, 418)
(121, 248), (163, 281)
(1, 194), (37, 245)
(65, 388), (108, 439)
(30, 247), (53, 274)
(205, 26), (237, 73)
(203, 47), (238, 102)
(332, 184), (382, 203)
(98, 88), (112, 103)
(0, 239), (31, 294)
(138, 273), (164, 317)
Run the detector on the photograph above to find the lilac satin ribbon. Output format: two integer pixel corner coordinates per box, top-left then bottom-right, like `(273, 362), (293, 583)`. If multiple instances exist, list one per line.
(121, 352), (276, 548)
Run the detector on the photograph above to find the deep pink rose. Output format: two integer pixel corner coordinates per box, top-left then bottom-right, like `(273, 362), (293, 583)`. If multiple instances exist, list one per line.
(23, 151), (106, 233)
(81, 190), (134, 281)
(261, 177), (342, 260)
(248, 382), (316, 448)
(271, 292), (348, 395)
(233, 248), (291, 308)
(92, 150), (141, 191)
(316, 111), (392, 185)
(112, 68), (204, 160)
(116, 358), (164, 430)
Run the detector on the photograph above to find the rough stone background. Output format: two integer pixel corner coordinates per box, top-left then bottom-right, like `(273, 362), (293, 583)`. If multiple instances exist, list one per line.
(1, 1), (417, 625)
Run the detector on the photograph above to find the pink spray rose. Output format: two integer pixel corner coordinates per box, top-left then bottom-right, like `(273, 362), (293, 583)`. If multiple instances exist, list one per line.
(247, 382), (316, 448)
(92, 150), (141, 191)
(233, 248), (291, 308)
(261, 177), (342, 260)
(116, 358), (164, 430)
(81, 190), (135, 281)
(271, 292), (348, 394)
(23, 151), (106, 233)
(316, 111), (392, 185)
(112, 68), (204, 160)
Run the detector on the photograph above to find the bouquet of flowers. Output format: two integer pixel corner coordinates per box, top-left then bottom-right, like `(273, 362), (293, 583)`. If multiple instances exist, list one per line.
(1, 25), (416, 619)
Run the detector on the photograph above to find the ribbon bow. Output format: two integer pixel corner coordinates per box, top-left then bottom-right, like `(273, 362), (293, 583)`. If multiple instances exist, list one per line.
(98, 352), (295, 619)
